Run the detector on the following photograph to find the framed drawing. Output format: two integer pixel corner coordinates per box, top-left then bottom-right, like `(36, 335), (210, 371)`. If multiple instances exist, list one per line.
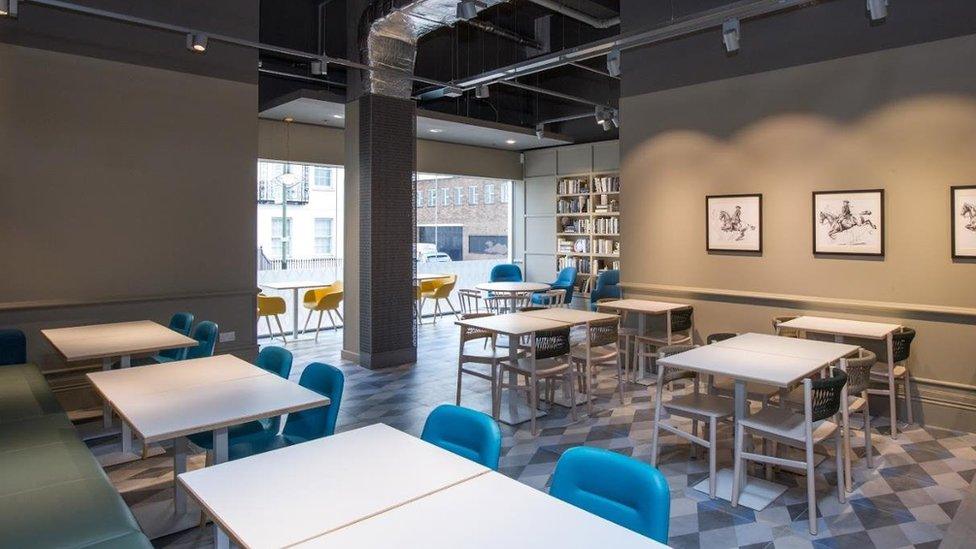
(812, 189), (884, 256)
(951, 185), (976, 258)
(706, 194), (762, 253)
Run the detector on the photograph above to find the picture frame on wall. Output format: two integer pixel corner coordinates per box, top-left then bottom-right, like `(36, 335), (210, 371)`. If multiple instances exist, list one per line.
(812, 189), (884, 256)
(951, 185), (976, 259)
(706, 194), (762, 253)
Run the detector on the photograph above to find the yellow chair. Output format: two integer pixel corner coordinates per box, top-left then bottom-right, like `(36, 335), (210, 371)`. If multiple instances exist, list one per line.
(415, 279), (441, 325)
(257, 293), (288, 342)
(421, 275), (459, 323)
(302, 284), (344, 341)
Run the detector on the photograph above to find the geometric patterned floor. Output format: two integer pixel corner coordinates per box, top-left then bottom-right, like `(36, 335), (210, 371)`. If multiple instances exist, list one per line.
(90, 320), (974, 548)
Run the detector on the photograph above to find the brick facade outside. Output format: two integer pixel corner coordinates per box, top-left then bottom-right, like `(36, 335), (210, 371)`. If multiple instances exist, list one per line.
(416, 176), (510, 261)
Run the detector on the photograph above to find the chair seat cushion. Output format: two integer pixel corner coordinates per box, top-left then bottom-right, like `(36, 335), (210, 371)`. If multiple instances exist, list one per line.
(664, 393), (734, 418)
(712, 378), (780, 400)
(504, 358), (571, 377)
(618, 327), (638, 337)
(870, 365), (907, 378)
(637, 332), (693, 345)
(570, 344), (618, 363)
(738, 406), (837, 443)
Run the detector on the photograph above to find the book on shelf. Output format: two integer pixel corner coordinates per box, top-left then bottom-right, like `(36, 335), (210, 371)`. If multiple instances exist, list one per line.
(557, 177), (589, 195)
(593, 175), (620, 193)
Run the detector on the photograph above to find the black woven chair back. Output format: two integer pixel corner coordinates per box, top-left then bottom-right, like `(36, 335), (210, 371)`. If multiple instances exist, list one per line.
(773, 316), (800, 337)
(518, 306), (547, 312)
(670, 308), (693, 332)
(707, 332), (737, 344)
(657, 345), (697, 384)
(845, 349), (876, 395)
(534, 327), (571, 360)
(892, 327), (916, 363)
(460, 313), (494, 342)
(810, 368), (848, 422)
(588, 318), (619, 348)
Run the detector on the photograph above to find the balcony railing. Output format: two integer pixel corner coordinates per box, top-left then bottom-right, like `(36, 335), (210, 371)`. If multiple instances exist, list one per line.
(257, 180), (310, 205)
(257, 247), (342, 273)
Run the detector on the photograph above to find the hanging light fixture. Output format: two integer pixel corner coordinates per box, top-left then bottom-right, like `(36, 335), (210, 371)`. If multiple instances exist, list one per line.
(186, 33), (208, 53)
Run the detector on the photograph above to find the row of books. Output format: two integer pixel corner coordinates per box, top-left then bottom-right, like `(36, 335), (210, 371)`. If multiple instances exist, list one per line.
(559, 218), (591, 233)
(556, 196), (588, 213)
(592, 194), (619, 212)
(593, 175), (620, 193)
(557, 178), (589, 194)
(593, 217), (619, 234)
(593, 239), (620, 255)
(557, 238), (589, 254)
(557, 256), (621, 276)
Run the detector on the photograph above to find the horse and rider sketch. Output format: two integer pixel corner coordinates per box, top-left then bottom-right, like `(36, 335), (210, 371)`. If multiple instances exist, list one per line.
(819, 200), (877, 241)
(960, 202), (976, 232)
(716, 205), (755, 241)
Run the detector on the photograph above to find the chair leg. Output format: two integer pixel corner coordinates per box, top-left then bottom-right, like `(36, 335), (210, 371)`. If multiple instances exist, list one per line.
(446, 297), (460, 319)
(303, 309), (313, 334)
(616, 357), (626, 405)
(264, 316), (275, 341)
(650, 383), (664, 467)
(864, 391), (874, 469)
(273, 315), (287, 342)
(903, 370), (914, 425)
(843, 404), (853, 493)
(529, 372), (539, 436)
(731, 423), (744, 508)
(835, 419), (846, 504)
(326, 310), (337, 331)
(490, 362), (500, 420)
(336, 310), (343, 323)
(455, 362), (463, 406)
(806, 435), (817, 535)
(567, 369), (578, 422)
(709, 417), (718, 499)
(315, 311), (324, 342)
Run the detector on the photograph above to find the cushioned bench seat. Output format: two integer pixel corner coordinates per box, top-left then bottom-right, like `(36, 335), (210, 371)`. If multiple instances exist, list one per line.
(0, 363), (151, 548)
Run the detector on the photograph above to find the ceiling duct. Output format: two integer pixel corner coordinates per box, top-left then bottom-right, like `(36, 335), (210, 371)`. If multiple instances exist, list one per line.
(359, 0), (507, 98)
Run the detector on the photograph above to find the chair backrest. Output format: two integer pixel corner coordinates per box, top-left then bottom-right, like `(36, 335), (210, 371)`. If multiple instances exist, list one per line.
(587, 317), (619, 348)
(185, 321), (219, 360)
(589, 270), (621, 310)
(670, 308), (694, 332)
(891, 327), (916, 363)
(256, 346), (294, 378)
(433, 275), (457, 298)
(489, 263), (523, 282)
(283, 363), (345, 440)
(707, 332), (737, 344)
(317, 290), (344, 310)
(544, 289), (567, 306)
(460, 313), (494, 343)
(806, 368), (848, 422)
(257, 295), (285, 316)
(458, 289), (483, 313)
(420, 404), (502, 470)
(550, 446), (670, 543)
(844, 349), (876, 395)
(533, 327), (571, 360)
(553, 267), (577, 303)
(773, 315), (800, 337)
(0, 328), (26, 366)
(518, 306), (547, 312)
(656, 345), (697, 384)
(157, 313), (195, 360)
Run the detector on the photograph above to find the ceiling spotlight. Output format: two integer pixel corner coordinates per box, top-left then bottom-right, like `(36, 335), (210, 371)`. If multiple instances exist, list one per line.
(866, 0), (888, 22)
(283, 117), (294, 123)
(505, 139), (517, 145)
(0, 0), (19, 17)
(475, 84), (490, 99)
(611, 112), (620, 129)
(535, 124), (545, 140)
(595, 106), (617, 131)
(310, 57), (328, 76)
(722, 18), (740, 54)
(332, 114), (344, 119)
(606, 50), (621, 77)
(456, 0), (485, 21)
(186, 33), (208, 53)
(443, 86), (464, 98)
(428, 128), (443, 133)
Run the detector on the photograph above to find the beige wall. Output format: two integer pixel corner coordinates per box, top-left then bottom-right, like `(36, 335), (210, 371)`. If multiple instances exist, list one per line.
(620, 34), (976, 430)
(0, 43), (258, 409)
(259, 118), (523, 180)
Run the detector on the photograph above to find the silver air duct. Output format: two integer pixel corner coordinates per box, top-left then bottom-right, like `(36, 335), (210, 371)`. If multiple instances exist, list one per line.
(360, 0), (507, 98)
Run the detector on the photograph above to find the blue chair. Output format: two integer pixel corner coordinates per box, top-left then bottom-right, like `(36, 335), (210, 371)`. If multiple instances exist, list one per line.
(153, 312), (195, 363)
(226, 363), (345, 460)
(589, 269), (622, 311)
(550, 446), (670, 543)
(421, 404), (501, 470)
(532, 267), (577, 305)
(489, 263), (523, 283)
(0, 328), (26, 366)
(185, 321), (218, 360)
(187, 346), (295, 451)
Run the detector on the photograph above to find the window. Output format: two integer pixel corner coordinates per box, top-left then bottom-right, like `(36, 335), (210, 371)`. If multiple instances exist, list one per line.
(441, 188), (451, 207)
(455, 187), (464, 206)
(468, 186), (479, 205)
(500, 184), (509, 203)
(428, 188), (437, 206)
(314, 218), (334, 255)
(417, 190), (425, 208)
(484, 183), (495, 204)
(313, 167), (333, 189)
(271, 217), (292, 257)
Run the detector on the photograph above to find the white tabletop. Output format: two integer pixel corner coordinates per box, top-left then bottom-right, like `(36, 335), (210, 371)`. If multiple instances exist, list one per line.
(456, 313), (570, 336)
(475, 282), (550, 293)
(596, 299), (691, 314)
(260, 280), (335, 291)
(87, 355), (328, 443)
(657, 344), (826, 388)
(178, 424), (490, 549)
(711, 333), (859, 363)
(295, 472), (664, 549)
(778, 316), (901, 339)
(415, 273), (450, 281)
(42, 320), (197, 362)
(520, 308), (619, 325)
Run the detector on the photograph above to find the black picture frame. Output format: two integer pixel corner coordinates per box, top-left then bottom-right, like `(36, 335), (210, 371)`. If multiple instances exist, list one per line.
(705, 193), (763, 253)
(812, 189), (885, 257)
(951, 185), (976, 259)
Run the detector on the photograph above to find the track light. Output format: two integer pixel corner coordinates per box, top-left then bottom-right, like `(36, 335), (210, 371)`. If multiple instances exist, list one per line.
(535, 124), (545, 140)
(310, 57), (328, 76)
(594, 106), (617, 132)
(0, 0), (18, 17)
(186, 33), (208, 53)
(606, 50), (621, 77)
(443, 86), (464, 98)
(456, 0), (486, 21)
(722, 18), (740, 54)
(475, 84), (490, 99)
(866, 0), (888, 22)
(611, 112), (619, 129)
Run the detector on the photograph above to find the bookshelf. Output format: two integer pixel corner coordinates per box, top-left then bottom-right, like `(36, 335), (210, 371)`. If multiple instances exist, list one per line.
(555, 171), (621, 297)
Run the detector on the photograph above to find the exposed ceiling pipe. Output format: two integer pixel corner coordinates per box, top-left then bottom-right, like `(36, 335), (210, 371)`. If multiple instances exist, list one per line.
(258, 67), (347, 88)
(569, 61), (619, 80)
(463, 18), (543, 49)
(524, 0), (619, 29)
(500, 80), (612, 110)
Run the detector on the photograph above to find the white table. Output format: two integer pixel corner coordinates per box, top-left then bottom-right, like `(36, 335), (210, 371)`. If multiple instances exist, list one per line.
(596, 299), (693, 384)
(520, 307), (619, 325)
(777, 316), (903, 436)
(475, 282), (550, 312)
(658, 334), (858, 510)
(178, 424), (490, 549)
(41, 320), (197, 458)
(259, 280), (335, 340)
(294, 472), (665, 549)
(88, 354), (328, 525)
(415, 273), (449, 281)
(455, 313), (571, 425)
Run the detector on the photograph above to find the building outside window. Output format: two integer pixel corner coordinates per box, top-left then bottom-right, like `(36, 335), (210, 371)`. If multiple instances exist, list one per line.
(271, 217), (292, 257)
(314, 218), (334, 255)
(484, 183), (495, 205)
(416, 173), (512, 261)
(313, 166), (333, 189)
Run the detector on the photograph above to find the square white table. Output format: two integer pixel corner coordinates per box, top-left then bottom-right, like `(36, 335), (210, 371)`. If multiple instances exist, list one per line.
(88, 354), (328, 522)
(778, 316), (903, 436)
(178, 424), (490, 549)
(520, 307), (619, 325)
(658, 334), (858, 510)
(455, 313), (572, 425)
(42, 320), (197, 455)
(259, 280), (335, 340)
(294, 471), (666, 549)
(596, 299), (693, 384)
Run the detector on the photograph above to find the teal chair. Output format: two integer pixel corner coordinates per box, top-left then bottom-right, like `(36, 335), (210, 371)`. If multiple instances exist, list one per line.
(589, 269), (622, 311)
(550, 446), (670, 543)
(186, 347), (294, 452)
(0, 328), (26, 366)
(532, 266), (577, 305)
(153, 312), (195, 363)
(185, 321), (218, 360)
(421, 404), (501, 470)
(226, 363), (345, 460)
(489, 263), (522, 282)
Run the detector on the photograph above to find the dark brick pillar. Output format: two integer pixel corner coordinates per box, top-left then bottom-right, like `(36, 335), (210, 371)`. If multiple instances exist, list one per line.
(358, 94), (417, 369)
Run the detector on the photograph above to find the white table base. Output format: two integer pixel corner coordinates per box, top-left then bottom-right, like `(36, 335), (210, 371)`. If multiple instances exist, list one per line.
(496, 390), (548, 426)
(692, 468), (788, 511)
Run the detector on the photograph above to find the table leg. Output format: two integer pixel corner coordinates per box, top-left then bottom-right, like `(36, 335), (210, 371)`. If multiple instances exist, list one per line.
(118, 354), (134, 453)
(496, 332), (547, 426)
(734, 380), (749, 486)
(633, 313), (653, 386)
(213, 427), (229, 464)
(292, 288), (301, 341)
(102, 357), (114, 428)
(174, 437), (188, 514)
(887, 333), (897, 439)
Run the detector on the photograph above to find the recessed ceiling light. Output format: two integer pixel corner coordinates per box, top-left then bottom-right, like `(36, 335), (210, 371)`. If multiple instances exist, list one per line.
(428, 128), (443, 133)
(332, 114), (344, 119)
(283, 117), (294, 123)
(505, 139), (517, 144)
(185, 33), (208, 53)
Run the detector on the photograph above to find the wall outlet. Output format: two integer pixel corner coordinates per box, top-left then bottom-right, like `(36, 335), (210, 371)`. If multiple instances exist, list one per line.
(219, 331), (236, 343)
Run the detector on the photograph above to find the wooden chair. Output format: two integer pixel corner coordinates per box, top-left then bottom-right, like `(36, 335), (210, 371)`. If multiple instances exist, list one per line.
(458, 289), (485, 314)
(570, 317), (624, 413)
(456, 313), (520, 419)
(535, 289), (567, 307)
(595, 298), (638, 382)
(868, 326), (916, 438)
(842, 349), (877, 491)
(635, 307), (695, 381)
(732, 368), (847, 535)
(498, 327), (578, 436)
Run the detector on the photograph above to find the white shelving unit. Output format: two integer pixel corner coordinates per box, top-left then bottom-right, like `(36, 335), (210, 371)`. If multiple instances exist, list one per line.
(555, 171), (621, 297)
